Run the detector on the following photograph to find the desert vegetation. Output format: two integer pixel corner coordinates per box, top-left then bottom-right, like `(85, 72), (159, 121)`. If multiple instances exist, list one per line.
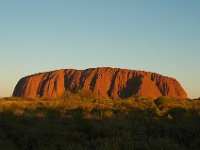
(0, 91), (200, 150)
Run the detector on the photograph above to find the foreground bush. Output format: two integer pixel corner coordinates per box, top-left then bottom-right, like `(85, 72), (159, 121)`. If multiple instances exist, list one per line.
(0, 96), (200, 150)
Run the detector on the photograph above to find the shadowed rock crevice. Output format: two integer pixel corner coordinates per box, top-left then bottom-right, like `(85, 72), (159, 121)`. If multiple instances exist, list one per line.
(37, 73), (51, 98)
(13, 67), (187, 99)
(64, 70), (81, 93)
(120, 75), (142, 98)
(90, 72), (98, 92)
(64, 70), (74, 92)
(107, 70), (120, 97)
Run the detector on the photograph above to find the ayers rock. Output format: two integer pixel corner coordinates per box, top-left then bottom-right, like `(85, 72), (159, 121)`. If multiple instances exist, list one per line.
(13, 67), (187, 99)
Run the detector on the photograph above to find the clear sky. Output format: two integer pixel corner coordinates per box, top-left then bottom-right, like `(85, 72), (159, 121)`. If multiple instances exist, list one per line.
(0, 0), (199, 98)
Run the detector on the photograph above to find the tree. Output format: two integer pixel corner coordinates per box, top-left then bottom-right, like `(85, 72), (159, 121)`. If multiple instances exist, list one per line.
(77, 89), (95, 100)
(62, 90), (72, 100)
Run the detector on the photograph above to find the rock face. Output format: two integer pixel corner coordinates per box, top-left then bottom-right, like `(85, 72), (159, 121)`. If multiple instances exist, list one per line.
(13, 67), (187, 99)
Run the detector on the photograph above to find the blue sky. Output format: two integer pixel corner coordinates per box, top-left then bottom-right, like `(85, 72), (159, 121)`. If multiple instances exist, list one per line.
(0, 0), (199, 98)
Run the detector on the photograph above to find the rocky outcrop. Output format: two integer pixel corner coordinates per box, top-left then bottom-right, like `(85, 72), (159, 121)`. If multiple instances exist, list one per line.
(13, 67), (187, 99)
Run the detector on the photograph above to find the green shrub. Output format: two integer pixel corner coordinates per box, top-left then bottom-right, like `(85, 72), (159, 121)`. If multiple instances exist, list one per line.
(62, 90), (73, 100)
(77, 89), (96, 100)
(0, 96), (200, 149)
(168, 107), (186, 119)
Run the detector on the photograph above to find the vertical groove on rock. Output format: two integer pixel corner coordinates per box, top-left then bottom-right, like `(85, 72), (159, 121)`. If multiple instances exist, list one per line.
(37, 73), (50, 98)
(90, 71), (98, 92)
(107, 69), (120, 98)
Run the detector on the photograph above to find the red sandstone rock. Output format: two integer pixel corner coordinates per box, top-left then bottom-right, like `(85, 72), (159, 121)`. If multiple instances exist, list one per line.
(13, 67), (187, 99)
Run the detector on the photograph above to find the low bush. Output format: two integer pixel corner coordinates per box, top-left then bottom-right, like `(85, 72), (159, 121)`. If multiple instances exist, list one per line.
(0, 96), (199, 149)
